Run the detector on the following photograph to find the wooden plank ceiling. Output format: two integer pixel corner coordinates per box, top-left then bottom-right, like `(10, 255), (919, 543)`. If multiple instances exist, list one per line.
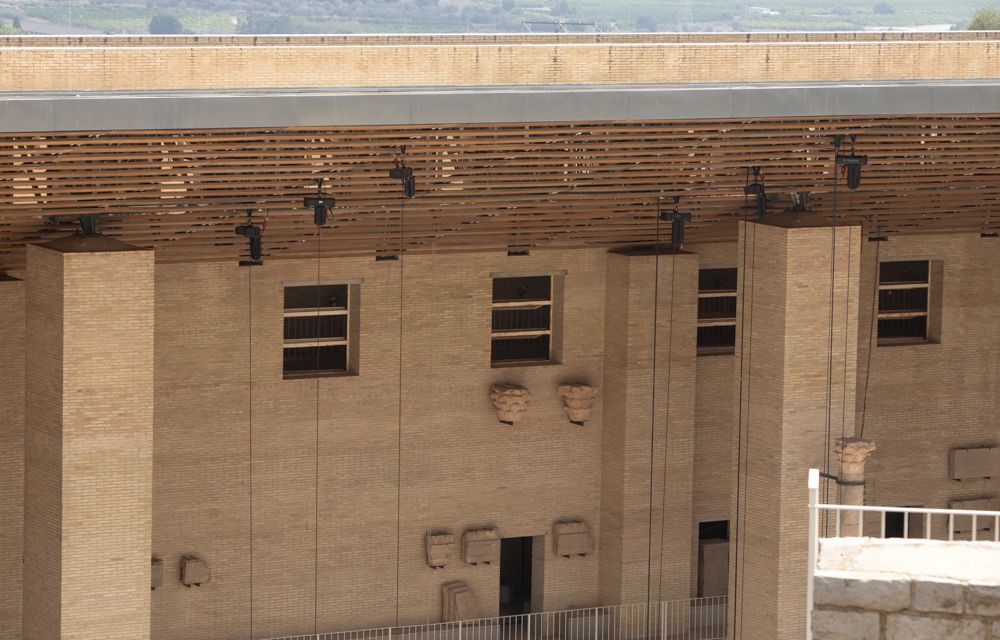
(3, 114), (1000, 269)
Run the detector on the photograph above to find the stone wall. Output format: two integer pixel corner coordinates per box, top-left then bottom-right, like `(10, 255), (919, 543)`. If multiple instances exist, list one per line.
(3, 39), (1000, 91)
(813, 539), (1000, 640)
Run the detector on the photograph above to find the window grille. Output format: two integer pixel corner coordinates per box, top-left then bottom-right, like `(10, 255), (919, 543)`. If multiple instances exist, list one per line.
(877, 260), (930, 345)
(697, 268), (737, 355)
(283, 284), (350, 377)
(491, 275), (552, 364)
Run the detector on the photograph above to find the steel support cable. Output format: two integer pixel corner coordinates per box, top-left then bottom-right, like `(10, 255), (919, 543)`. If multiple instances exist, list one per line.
(394, 175), (406, 627)
(655, 206), (678, 620)
(735, 217), (757, 640)
(836, 188), (855, 506)
(248, 248), (255, 640)
(644, 199), (663, 635)
(731, 167), (753, 640)
(314, 222), (322, 636)
(824, 159), (840, 511)
(859, 231), (881, 440)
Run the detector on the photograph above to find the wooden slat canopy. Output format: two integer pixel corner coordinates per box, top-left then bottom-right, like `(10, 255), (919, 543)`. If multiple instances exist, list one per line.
(3, 114), (1000, 269)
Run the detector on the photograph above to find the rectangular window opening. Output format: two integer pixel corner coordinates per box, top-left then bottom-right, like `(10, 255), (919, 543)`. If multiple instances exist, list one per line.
(283, 283), (353, 378)
(877, 260), (931, 346)
(491, 275), (554, 365)
(698, 268), (737, 355)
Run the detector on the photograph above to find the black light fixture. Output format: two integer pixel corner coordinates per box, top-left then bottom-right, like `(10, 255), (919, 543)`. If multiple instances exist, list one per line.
(235, 209), (265, 266)
(744, 166), (767, 219)
(791, 191), (810, 213)
(389, 145), (416, 198)
(659, 196), (692, 248)
(303, 178), (335, 227)
(835, 134), (868, 190)
(79, 214), (99, 236)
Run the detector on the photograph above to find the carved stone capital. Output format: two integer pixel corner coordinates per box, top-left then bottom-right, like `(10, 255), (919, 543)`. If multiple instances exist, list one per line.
(558, 383), (599, 425)
(834, 437), (877, 473)
(490, 384), (530, 424)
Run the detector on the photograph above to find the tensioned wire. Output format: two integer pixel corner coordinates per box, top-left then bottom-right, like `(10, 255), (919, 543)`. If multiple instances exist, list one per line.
(644, 200), (662, 625)
(731, 167), (755, 640)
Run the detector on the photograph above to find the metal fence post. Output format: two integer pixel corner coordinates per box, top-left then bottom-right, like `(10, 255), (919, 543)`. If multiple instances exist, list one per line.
(806, 468), (820, 640)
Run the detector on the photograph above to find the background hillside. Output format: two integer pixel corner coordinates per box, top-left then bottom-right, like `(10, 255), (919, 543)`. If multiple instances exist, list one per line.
(0, 0), (994, 35)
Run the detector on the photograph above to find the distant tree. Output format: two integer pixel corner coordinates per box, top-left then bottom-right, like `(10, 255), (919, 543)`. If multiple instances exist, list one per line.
(968, 6), (1000, 29)
(635, 15), (657, 31)
(0, 20), (22, 34)
(149, 14), (184, 34)
(873, 2), (895, 14)
(12, 16), (21, 29)
(237, 14), (296, 33)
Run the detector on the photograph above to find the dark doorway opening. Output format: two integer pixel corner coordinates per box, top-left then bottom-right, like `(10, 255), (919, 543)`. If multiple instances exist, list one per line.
(499, 536), (533, 616)
(697, 520), (730, 598)
(885, 508), (924, 538)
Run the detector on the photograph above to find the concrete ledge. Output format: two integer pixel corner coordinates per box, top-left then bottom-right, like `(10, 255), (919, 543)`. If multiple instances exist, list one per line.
(5, 81), (1000, 133)
(818, 538), (1000, 585)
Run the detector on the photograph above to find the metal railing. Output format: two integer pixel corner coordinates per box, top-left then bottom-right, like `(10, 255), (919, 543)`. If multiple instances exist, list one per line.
(267, 596), (727, 640)
(805, 467), (1000, 640)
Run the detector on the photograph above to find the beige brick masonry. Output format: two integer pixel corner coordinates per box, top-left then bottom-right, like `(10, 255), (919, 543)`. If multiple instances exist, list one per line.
(3, 39), (1000, 91)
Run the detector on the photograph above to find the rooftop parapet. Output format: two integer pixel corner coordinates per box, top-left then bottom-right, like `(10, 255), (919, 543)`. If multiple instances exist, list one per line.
(3, 32), (1000, 92)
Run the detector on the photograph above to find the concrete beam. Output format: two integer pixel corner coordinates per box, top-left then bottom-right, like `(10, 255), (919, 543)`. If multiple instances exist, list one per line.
(3, 80), (1000, 133)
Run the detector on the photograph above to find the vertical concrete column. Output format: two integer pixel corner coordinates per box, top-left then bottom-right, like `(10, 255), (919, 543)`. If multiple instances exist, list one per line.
(728, 219), (861, 640)
(600, 249), (698, 606)
(24, 236), (154, 640)
(834, 437), (876, 535)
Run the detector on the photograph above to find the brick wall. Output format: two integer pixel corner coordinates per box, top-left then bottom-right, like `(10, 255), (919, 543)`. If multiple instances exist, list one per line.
(1, 232), (1000, 639)
(729, 221), (863, 640)
(150, 249), (605, 639)
(23, 242), (155, 640)
(856, 234), (1000, 529)
(599, 251), (697, 606)
(0, 277), (24, 640)
(3, 39), (1000, 91)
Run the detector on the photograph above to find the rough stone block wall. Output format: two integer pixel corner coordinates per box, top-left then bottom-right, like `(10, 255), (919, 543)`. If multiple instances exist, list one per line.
(814, 571), (1000, 640)
(3, 40), (1000, 91)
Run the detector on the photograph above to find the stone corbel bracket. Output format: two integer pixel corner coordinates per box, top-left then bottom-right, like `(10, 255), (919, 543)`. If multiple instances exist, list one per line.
(490, 384), (530, 425)
(443, 581), (479, 621)
(553, 520), (594, 558)
(426, 532), (456, 569)
(558, 383), (599, 425)
(180, 555), (211, 587)
(462, 527), (501, 565)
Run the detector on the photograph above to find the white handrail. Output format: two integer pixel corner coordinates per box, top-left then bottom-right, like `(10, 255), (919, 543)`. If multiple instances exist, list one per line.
(265, 596), (728, 640)
(806, 468), (819, 640)
(814, 503), (1000, 517)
